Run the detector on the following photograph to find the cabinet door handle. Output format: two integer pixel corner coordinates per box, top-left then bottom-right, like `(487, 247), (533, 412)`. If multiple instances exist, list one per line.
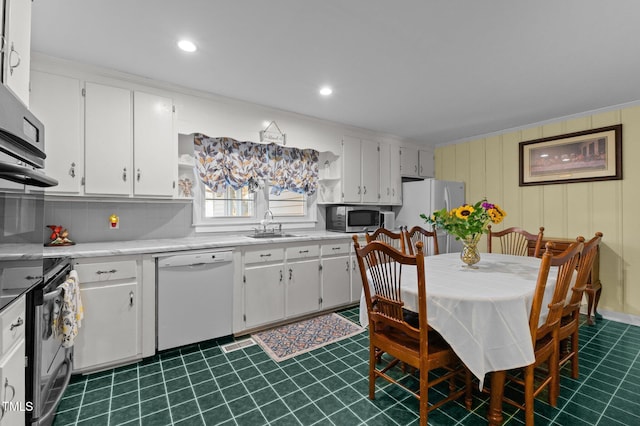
(357, 186), (361, 195)
(129, 291), (134, 307)
(289, 268), (293, 280)
(96, 269), (117, 275)
(420, 165), (423, 174)
(279, 270), (283, 282)
(346, 261), (350, 272)
(9, 317), (23, 331)
(69, 162), (76, 178)
(332, 247), (340, 251)
(122, 167), (127, 181)
(137, 168), (141, 182)
(4, 378), (16, 403)
(260, 253), (272, 258)
(298, 250), (309, 254)
(392, 188), (395, 196)
(414, 165), (418, 173)
(363, 186), (367, 195)
(8, 43), (21, 75)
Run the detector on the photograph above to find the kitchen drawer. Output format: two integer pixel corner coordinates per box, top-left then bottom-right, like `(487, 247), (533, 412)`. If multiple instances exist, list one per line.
(244, 248), (284, 264)
(286, 245), (320, 260)
(1, 295), (26, 355)
(321, 242), (351, 256)
(74, 260), (137, 283)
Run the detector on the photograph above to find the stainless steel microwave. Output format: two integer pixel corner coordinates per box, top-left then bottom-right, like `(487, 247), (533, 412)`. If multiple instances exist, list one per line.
(326, 206), (381, 233)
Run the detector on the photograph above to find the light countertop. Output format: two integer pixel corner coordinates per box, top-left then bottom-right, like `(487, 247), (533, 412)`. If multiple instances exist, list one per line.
(43, 231), (362, 258)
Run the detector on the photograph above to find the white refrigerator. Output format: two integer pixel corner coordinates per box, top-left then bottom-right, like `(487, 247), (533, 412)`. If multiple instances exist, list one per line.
(394, 179), (465, 254)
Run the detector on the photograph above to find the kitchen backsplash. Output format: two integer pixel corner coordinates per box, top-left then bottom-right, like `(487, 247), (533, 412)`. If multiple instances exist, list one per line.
(44, 200), (195, 243)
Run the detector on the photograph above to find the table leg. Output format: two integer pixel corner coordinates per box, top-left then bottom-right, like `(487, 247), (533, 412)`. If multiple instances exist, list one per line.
(488, 370), (506, 425)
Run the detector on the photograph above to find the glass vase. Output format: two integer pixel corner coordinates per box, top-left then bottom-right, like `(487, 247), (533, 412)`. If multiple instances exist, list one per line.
(460, 234), (481, 268)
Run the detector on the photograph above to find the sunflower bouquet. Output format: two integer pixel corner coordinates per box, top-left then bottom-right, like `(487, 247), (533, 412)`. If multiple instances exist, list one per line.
(420, 200), (506, 241)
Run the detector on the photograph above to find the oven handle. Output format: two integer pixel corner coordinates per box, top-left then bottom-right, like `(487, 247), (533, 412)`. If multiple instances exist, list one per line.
(43, 287), (63, 303)
(0, 161), (58, 187)
(36, 356), (72, 425)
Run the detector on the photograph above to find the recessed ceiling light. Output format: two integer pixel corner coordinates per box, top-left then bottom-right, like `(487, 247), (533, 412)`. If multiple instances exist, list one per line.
(177, 39), (197, 52)
(319, 86), (333, 96)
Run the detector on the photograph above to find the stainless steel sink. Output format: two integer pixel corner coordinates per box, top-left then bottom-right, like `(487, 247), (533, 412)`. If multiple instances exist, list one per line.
(247, 233), (299, 239)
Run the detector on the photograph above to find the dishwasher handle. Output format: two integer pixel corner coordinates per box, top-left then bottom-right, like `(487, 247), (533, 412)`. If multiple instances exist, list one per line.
(157, 251), (233, 268)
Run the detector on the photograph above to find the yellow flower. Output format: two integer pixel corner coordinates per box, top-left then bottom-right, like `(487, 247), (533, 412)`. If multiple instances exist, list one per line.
(455, 205), (474, 219)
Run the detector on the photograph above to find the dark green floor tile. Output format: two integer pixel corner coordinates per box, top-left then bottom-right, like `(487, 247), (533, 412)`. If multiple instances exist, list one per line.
(81, 387), (111, 405)
(201, 404), (233, 425)
(78, 399), (110, 421)
(56, 394), (83, 413)
(197, 391), (226, 411)
(139, 383), (166, 401)
(192, 379), (218, 397)
(272, 378), (297, 396)
(283, 391), (312, 411)
(174, 414), (205, 425)
(109, 404), (140, 425)
(52, 409), (79, 426)
(169, 399), (200, 422)
(290, 371), (316, 388)
(347, 398), (380, 423)
(140, 395), (168, 416)
(138, 372), (163, 388)
(227, 394), (258, 417)
(328, 408), (360, 426)
(314, 393), (344, 416)
(112, 379), (138, 396)
(243, 375), (268, 392)
(609, 396), (640, 416)
(253, 386), (279, 406)
(235, 408), (268, 426)
(110, 390), (138, 410)
(77, 413), (109, 425)
(163, 365), (187, 381)
(261, 399), (291, 422)
(167, 388), (195, 406)
(164, 376), (190, 392)
(293, 403), (323, 424)
(189, 368), (213, 385)
(141, 409), (172, 426)
(270, 412), (303, 425)
(220, 382), (247, 400)
(215, 371), (241, 388)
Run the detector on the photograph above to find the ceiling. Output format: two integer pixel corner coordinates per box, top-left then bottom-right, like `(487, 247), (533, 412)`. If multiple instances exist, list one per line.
(30, 1), (640, 147)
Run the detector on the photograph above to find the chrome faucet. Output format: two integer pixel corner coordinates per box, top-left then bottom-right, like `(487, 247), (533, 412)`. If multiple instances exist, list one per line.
(264, 209), (274, 223)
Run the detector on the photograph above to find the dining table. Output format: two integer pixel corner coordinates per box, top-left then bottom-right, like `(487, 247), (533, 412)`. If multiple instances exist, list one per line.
(358, 252), (559, 425)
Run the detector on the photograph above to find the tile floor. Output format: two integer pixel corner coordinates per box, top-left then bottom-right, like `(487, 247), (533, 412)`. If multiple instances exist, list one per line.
(53, 308), (640, 425)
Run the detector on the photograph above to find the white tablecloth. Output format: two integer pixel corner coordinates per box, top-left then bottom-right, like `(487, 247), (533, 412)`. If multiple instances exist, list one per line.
(358, 253), (557, 388)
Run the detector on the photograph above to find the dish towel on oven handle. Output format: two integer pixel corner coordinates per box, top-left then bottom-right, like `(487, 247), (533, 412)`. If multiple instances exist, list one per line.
(52, 270), (84, 348)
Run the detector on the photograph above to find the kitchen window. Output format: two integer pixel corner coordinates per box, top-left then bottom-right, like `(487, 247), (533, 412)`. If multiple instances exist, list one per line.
(204, 186), (255, 218)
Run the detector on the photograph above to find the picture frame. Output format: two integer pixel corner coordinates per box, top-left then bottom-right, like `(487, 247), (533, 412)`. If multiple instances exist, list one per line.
(519, 124), (622, 186)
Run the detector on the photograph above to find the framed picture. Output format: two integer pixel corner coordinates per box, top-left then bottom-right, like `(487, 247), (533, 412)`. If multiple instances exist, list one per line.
(519, 124), (622, 186)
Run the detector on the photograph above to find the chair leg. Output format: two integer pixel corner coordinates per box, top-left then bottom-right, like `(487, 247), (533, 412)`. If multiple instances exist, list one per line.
(419, 368), (428, 426)
(524, 364), (535, 426)
(586, 291), (596, 325)
(571, 330), (579, 379)
(369, 342), (376, 400)
(550, 340), (559, 407)
(464, 368), (473, 410)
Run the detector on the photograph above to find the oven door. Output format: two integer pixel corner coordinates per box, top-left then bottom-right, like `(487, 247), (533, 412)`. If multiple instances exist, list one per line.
(29, 259), (73, 426)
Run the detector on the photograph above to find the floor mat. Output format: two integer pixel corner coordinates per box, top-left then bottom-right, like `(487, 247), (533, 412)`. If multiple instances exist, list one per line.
(252, 313), (365, 362)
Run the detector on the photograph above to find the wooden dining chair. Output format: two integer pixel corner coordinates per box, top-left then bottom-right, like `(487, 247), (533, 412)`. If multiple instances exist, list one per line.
(352, 235), (472, 426)
(501, 239), (583, 426)
(558, 232), (603, 381)
(404, 226), (439, 256)
(365, 227), (406, 254)
(487, 225), (545, 257)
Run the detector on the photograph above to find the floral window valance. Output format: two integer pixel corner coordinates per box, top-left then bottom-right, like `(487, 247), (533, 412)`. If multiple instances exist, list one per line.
(194, 134), (319, 196)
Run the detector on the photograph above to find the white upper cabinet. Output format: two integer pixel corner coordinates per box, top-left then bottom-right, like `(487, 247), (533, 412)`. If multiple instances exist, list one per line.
(30, 71), (83, 194)
(84, 82), (175, 197)
(2, 0), (31, 106)
(84, 82), (133, 196)
(379, 142), (402, 205)
(400, 146), (434, 178)
(342, 136), (379, 204)
(133, 91), (175, 197)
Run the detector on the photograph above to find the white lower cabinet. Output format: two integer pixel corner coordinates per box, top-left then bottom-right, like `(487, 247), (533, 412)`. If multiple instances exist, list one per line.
(286, 259), (320, 318)
(350, 255), (364, 303)
(243, 247), (285, 329)
(320, 242), (351, 309)
(0, 339), (26, 426)
(0, 295), (26, 426)
(244, 263), (285, 328)
(72, 257), (143, 372)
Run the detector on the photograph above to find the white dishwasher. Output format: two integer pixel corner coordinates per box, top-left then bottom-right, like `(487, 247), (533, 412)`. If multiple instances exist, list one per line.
(156, 250), (234, 351)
